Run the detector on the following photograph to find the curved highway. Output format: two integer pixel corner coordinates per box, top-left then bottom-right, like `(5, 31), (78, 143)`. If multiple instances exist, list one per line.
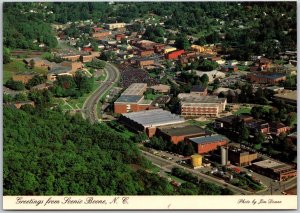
(82, 62), (120, 123)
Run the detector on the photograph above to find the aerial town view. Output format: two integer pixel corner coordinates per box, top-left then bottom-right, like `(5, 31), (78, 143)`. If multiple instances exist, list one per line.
(3, 1), (297, 197)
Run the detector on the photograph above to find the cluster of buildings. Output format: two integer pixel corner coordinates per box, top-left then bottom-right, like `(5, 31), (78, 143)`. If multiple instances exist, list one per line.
(215, 115), (291, 136)
(12, 57), (85, 83)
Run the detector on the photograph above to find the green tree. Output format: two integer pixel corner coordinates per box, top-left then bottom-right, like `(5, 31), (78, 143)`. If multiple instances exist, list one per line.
(175, 35), (190, 50)
(3, 47), (11, 64)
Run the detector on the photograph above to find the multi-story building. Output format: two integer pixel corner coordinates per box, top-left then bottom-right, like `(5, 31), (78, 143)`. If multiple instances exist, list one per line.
(247, 72), (286, 84)
(114, 83), (152, 114)
(180, 96), (227, 117)
(252, 160), (297, 181)
(227, 146), (258, 166)
(105, 23), (126, 30)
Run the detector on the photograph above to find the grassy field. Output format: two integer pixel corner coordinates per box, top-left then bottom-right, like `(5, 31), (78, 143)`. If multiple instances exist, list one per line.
(233, 107), (252, 115)
(188, 119), (212, 127)
(3, 59), (48, 83)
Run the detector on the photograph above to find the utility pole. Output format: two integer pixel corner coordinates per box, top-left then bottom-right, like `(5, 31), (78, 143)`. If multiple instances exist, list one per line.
(269, 181), (273, 195)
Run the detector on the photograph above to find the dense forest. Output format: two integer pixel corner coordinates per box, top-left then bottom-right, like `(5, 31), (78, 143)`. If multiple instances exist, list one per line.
(3, 2), (296, 58)
(3, 107), (233, 195)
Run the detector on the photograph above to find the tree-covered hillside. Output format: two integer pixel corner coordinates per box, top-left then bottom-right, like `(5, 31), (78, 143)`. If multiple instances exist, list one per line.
(3, 106), (233, 195)
(3, 107), (168, 195)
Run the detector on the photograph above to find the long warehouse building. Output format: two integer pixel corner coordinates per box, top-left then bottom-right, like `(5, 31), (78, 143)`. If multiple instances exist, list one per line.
(119, 109), (185, 137)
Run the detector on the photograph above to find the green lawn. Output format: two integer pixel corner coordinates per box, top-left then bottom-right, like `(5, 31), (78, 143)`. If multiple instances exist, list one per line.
(188, 119), (212, 127)
(145, 93), (162, 100)
(233, 107), (252, 115)
(167, 174), (186, 184)
(3, 59), (48, 83)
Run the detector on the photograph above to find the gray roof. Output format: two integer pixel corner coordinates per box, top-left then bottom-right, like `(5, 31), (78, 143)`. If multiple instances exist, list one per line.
(122, 109), (185, 128)
(181, 96), (226, 104)
(189, 134), (228, 144)
(160, 125), (207, 136)
(115, 95), (143, 103)
(48, 65), (71, 75)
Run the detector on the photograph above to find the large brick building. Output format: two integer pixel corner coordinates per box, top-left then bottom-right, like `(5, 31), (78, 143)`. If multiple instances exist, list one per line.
(114, 95), (153, 114)
(119, 109), (185, 137)
(187, 134), (229, 154)
(227, 146), (258, 166)
(180, 96), (227, 117)
(114, 83), (152, 114)
(157, 125), (210, 144)
(252, 160), (297, 181)
(247, 72), (286, 84)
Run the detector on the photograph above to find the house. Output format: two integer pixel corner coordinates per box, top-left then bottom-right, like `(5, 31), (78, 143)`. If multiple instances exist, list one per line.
(136, 58), (155, 68)
(221, 64), (238, 72)
(244, 119), (270, 134)
(115, 34), (126, 41)
(137, 49), (154, 57)
(255, 57), (272, 70)
(269, 122), (291, 135)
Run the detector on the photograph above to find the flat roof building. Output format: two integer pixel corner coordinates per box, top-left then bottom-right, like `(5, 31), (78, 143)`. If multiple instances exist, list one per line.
(157, 125), (210, 144)
(121, 83), (148, 96)
(119, 109), (185, 137)
(187, 134), (229, 154)
(180, 96), (227, 117)
(252, 160), (297, 181)
(273, 90), (297, 105)
(227, 146), (258, 166)
(114, 83), (152, 114)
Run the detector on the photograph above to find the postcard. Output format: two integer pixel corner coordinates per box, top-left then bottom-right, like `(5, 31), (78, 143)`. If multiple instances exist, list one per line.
(2, 0), (297, 210)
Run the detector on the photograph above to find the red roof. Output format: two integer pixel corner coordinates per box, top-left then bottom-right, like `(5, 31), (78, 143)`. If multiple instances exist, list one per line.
(165, 49), (185, 59)
(82, 47), (93, 52)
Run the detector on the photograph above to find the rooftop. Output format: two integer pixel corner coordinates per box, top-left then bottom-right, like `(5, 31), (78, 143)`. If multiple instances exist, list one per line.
(121, 83), (147, 96)
(189, 134), (228, 144)
(115, 95), (143, 103)
(191, 85), (207, 93)
(253, 160), (283, 169)
(159, 125), (207, 137)
(122, 109), (185, 128)
(181, 96), (226, 104)
(274, 90), (297, 102)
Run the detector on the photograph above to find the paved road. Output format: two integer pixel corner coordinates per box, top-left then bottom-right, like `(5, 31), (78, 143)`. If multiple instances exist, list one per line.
(141, 150), (251, 195)
(82, 62), (120, 123)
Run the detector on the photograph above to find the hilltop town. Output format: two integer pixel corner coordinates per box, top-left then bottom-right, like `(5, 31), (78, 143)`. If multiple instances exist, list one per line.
(3, 2), (297, 196)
